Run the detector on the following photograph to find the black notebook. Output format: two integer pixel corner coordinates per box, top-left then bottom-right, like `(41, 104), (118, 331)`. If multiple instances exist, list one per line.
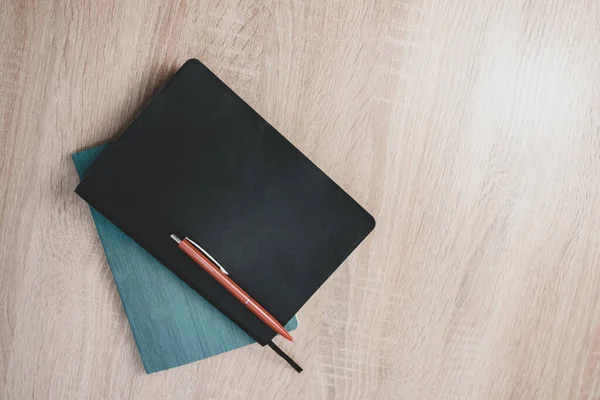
(76, 59), (375, 356)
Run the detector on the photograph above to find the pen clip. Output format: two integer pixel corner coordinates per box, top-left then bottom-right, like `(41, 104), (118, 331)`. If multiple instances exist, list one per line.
(184, 237), (229, 275)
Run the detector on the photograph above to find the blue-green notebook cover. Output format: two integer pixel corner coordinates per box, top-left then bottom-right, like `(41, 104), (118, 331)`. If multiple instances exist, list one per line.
(73, 144), (297, 374)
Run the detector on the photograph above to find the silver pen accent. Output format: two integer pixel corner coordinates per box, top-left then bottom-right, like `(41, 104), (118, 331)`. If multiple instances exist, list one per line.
(170, 234), (229, 275)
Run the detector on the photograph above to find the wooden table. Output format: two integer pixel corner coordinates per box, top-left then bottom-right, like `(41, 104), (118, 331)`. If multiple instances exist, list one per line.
(2, 1), (600, 398)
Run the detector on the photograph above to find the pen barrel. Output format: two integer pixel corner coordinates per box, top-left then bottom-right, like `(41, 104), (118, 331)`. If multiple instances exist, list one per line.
(244, 299), (292, 340)
(179, 240), (249, 302)
(179, 240), (292, 341)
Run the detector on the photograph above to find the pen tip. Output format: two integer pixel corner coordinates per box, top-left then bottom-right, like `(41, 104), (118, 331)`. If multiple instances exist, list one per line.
(283, 333), (294, 342)
(170, 234), (181, 244)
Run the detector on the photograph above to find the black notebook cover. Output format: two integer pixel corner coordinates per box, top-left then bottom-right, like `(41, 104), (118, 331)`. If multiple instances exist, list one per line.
(76, 59), (375, 345)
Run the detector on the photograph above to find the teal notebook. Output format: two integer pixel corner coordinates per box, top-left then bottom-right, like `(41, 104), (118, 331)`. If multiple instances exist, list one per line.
(72, 144), (298, 374)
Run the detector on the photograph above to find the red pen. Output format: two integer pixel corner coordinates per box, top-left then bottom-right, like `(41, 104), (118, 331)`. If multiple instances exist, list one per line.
(170, 234), (293, 342)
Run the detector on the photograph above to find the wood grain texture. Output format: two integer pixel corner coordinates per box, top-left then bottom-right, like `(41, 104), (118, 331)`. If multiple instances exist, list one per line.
(2, 0), (600, 399)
